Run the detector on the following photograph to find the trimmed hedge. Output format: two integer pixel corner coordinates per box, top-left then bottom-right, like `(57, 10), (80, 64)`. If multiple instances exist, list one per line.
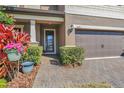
(59, 47), (84, 65)
(21, 46), (43, 65)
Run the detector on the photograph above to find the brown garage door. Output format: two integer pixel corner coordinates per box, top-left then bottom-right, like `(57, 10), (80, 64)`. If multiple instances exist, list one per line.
(75, 30), (124, 58)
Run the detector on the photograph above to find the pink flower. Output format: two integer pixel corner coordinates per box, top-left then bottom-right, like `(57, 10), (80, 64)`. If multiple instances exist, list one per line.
(4, 42), (23, 53)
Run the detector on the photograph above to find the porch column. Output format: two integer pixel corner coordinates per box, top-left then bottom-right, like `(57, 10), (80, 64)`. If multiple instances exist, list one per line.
(30, 20), (37, 43)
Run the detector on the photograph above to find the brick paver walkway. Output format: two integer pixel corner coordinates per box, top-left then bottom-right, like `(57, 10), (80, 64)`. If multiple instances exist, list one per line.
(33, 55), (124, 88)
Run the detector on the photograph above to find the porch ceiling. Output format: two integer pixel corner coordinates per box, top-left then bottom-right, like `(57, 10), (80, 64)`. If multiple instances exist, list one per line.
(12, 13), (64, 22)
(36, 20), (64, 24)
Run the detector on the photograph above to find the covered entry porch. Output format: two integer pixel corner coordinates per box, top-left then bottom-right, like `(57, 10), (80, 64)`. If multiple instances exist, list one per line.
(38, 21), (65, 54)
(13, 13), (65, 54)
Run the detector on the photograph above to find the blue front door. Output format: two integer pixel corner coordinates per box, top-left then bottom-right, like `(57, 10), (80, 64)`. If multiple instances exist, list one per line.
(44, 30), (55, 54)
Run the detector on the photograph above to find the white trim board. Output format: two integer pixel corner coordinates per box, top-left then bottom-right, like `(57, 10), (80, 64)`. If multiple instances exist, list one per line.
(12, 14), (64, 22)
(85, 56), (122, 60)
(73, 24), (124, 31)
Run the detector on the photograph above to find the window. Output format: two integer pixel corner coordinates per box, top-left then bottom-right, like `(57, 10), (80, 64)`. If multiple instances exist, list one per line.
(40, 5), (58, 11)
(14, 25), (24, 33)
(40, 5), (50, 10)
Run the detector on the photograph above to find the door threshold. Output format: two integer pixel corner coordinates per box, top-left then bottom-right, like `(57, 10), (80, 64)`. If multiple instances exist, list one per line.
(85, 56), (123, 60)
(44, 52), (56, 55)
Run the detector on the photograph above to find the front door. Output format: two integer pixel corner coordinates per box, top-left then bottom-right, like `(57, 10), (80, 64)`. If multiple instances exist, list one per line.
(44, 29), (56, 54)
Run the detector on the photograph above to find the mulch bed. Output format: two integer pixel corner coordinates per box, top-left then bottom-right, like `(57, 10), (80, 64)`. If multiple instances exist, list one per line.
(7, 64), (40, 88)
(63, 63), (82, 68)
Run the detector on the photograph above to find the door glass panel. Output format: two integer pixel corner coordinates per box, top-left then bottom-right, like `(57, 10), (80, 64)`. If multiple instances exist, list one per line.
(45, 31), (54, 52)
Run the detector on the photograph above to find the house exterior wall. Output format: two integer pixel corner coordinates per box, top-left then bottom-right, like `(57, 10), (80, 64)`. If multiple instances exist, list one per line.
(64, 5), (124, 46)
(64, 12), (124, 46)
(15, 22), (41, 43)
(15, 21), (65, 51)
(5, 5), (124, 54)
(65, 5), (124, 20)
(15, 22), (30, 34)
(24, 5), (64, 11)
(65, 14), (76, 46)
(65, 13), (124, 28)
(5, 5), (65, 12)
(24, 5), (41, 9)
(58, 23), (65, 46)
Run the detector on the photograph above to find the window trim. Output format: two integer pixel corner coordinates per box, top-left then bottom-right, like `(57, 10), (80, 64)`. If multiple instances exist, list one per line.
(14, 25), (24, 33)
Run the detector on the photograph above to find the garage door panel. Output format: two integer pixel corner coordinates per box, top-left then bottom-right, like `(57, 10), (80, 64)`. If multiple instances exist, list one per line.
(76, 30), (124, 57)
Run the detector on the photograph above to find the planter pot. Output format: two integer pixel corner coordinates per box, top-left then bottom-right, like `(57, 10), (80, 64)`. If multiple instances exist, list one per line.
(21, 61), (34, 73)
(7, 50), (21, 62)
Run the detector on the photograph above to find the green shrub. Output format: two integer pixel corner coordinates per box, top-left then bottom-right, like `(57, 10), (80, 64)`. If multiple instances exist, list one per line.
(0, 11), (14, 25)
(0, 78), (7, 88)
(21, 46), (43, 65)
(59, 47), (84, 65)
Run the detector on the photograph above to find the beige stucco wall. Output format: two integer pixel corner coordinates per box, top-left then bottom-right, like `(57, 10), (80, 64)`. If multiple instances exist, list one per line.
(65, 14), (124, 28)
(65, 14), (76, 46)
(58, 23), (65, 46)
(65, 13), (124, 46)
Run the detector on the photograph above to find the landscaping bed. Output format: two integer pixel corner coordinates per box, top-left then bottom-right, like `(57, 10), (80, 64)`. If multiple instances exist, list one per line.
(7, 64), (40, 88)
(0, 11), (43, 88)
(63, 63), (82, 68)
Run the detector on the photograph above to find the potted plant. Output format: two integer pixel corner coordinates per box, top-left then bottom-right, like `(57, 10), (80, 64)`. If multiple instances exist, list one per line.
(4, 43), (23, 61)
(21, 61), (34, 73)
(20, 51), (34, 73)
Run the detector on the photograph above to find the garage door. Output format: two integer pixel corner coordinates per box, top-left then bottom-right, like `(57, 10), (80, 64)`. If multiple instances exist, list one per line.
(75, 30), (124, 58)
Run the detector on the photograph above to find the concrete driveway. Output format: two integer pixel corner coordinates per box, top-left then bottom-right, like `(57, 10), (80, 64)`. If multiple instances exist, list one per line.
(33, 56), (124, 88)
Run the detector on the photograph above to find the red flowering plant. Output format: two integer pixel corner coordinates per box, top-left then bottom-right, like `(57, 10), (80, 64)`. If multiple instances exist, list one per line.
(0, 24), (14, 59)
(0, 11), (30, 78)
(0, 12), (30, 59)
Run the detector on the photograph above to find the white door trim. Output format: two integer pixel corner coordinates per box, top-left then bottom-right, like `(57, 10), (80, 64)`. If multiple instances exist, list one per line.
(44, 29), (56, 54)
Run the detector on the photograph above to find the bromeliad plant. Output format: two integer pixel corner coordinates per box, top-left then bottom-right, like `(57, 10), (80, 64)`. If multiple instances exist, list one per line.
(3, 43), (23, 62)
(0, 23), (30, 59)
(0, 23), (14, 59)
(0, 11), (30, 59)
(0, 11), (15, 25)
(0, 11), (30, 78)
(4, 43), (23, 54)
